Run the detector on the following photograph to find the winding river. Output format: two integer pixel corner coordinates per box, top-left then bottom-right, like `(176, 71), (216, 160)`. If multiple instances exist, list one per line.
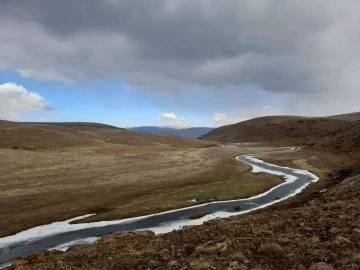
(0, 146), (319, 268)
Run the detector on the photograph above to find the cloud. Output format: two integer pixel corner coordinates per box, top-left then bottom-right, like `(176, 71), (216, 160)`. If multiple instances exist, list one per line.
(241, 105), (282, 119)
(0, 1), (359, 116)
(210, 106), (283, 125)
(157, 114), (191, 127)
(209, 112), (247, 125)
(210, 112), (227, 122)
(158, 112), (177, 120)
(0, 82), (54, 120)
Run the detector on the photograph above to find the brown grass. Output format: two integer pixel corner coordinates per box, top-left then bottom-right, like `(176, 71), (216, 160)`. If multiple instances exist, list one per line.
(188, 212), (209, 220)
(201, 113), (360, 153)
(11, 172), (360, 270)
(190, 260), (215, 270)
(309, 263), (335, 270)
(0, 138), (282, 237)
(258, 243), (285, 257)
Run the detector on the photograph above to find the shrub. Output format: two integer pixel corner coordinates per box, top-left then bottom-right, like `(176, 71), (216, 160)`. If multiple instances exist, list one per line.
(258, 243), (284, 257)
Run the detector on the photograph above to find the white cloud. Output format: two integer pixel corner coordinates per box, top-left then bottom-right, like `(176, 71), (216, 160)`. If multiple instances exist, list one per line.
(210, 106), (283, 126)
(157, 112), (177, 120)
(0, 1), (360, 117)
(210, 112), (227, 122)
(0, 82), (54, 120)
(157, 114), (192, 128)
(175, 117), (191, 128)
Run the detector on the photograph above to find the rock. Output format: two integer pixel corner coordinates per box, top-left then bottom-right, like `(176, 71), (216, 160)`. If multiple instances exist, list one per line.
(148, 260), (160, 267)
(309, 262), (334, 270)
(229, 261), (238, 267)
(216, 242), (228, 252)
(334, 235), (352, 245)
(353, 228), (360, 234)
(227, 261), (247, 270)
(351, 253), (360, 263)
(168, 260), (179, 267)
(278, 237), (290, 244)
(295, 264), (306, 270)
(310, 236), (320, 244)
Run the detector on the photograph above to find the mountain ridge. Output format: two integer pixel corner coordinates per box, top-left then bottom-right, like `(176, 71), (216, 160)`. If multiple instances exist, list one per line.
(128, 126), (214, 138)
(201, 112), (360, 151)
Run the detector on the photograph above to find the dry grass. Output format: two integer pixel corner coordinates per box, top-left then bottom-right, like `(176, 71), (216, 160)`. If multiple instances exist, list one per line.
(0, 148), (113, 173)
(12, 173), (360, 270)
(231, 252), (248, 263)
(190, 260), (215, 270)
(258, 243), (285, 257)
(0, 143), (282, 237)
(309, 263), (335, 270)
(189, 212), (209, 220)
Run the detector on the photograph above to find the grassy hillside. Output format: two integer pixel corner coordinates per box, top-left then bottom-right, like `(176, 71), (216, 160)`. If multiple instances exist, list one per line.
(0, 121), (214, 150)
(3, 115), (360, 270)
(327, 112), (360, 121)
(201, 113), (360, 150)
(321, 120), (360, 152)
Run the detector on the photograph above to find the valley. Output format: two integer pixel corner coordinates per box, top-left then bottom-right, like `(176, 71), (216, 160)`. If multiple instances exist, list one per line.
(1, 113), (360, 270)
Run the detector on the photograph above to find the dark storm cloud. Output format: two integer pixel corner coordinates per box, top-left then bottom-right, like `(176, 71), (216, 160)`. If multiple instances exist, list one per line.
(0, 0), (359, 103)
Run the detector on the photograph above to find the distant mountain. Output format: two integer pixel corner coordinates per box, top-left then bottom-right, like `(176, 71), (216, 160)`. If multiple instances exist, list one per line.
(128, 126), (214, 138)
(0, 120), (213, 150)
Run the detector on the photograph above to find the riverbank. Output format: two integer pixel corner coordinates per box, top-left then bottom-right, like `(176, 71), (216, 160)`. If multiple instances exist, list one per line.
(1, 147), (319, 268)
(0, 144), (281, 237)
(8, 158), (360, 269)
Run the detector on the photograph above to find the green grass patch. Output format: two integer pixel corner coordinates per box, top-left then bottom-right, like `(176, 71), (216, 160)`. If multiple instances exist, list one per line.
(74, 175), (283, 224)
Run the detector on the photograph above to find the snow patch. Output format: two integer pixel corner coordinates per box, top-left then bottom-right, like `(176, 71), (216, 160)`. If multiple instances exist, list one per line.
(50, 237), (99, 251)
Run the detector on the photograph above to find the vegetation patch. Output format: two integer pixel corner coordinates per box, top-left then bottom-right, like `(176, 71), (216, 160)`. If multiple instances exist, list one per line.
(76, 175), (284, 224)
(188, 212), (209, 219)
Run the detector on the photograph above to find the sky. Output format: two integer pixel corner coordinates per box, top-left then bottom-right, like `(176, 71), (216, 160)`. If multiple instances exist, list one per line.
(0, 0), (359, 128)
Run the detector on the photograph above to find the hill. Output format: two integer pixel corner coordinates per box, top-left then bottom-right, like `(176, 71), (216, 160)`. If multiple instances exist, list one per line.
(128, 126), (214, 138)
(0, 121), (214, 150)
(321, 120), (360, 152)
(327, 111), (360, 121)
(201, 113), (360, 150)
